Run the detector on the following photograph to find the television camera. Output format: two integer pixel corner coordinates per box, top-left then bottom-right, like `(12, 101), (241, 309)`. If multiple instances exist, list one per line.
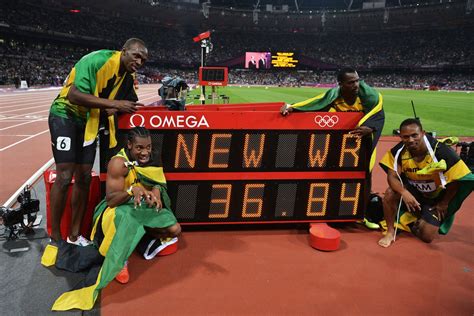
(457, 141), (474, 171)
(0, 186), (40, 240)
(158, 76), (189, 111)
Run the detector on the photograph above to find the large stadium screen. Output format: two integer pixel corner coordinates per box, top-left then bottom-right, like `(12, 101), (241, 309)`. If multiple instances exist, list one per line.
(271, 52), (299, 68)
(245, 52), (271, 69)
(245, 52), (299, 69)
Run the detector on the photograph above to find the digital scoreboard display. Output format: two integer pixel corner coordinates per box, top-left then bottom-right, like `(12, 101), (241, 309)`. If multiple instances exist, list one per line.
(245, 52), (299, 69)
(102, 103), (371, 225)
(271, 52), (298, 68)
(198, 67), (228, 86)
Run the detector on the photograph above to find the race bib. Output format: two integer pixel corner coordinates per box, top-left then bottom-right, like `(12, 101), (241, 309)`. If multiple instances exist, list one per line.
(56, 136), (71, 151)
(408, 180), (437, 193)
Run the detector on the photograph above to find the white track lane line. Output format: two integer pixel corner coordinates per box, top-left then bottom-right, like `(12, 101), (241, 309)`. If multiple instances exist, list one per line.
(0, 129), (49, 151)
(0, 109), (49, 121)
(0, 119), (46, 131)
(0, 104), (51, 114)
(2, 158), (54, 207)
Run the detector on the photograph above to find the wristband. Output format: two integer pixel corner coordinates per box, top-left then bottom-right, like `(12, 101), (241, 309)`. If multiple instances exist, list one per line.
(126, 186), (134, 196)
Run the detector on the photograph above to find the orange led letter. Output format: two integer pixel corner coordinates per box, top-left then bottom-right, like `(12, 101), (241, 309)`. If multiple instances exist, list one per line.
(175, 133), (198, 168)
(340, 183), (361, 215)
(243, 134), (265, 168)
(242, 184), (265, 218)
(308, 134), (330, 167)
(339, 134), (361, 167)
(209, 133), (231, 168)
(209, 184), (232, 218)
(306, 183), (329, 216)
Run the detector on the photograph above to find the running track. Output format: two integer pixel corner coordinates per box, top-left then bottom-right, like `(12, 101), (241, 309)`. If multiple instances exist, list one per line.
(0, 84), (162, 205)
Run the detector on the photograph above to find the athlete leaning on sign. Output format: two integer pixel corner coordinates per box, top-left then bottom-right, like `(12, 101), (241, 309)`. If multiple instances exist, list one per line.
(378, 119), (474, 248)
(47, 38), (148, 248)
(281, 68), (384, 228)
(280, 67), (384, 171)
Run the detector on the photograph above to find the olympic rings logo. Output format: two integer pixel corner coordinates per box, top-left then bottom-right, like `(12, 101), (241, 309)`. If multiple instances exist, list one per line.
(314, 115), (339, 128)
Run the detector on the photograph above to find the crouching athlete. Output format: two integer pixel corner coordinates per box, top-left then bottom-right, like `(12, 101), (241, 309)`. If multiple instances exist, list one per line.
(51, 127), (180, 311)
(378, 118), (473, 248)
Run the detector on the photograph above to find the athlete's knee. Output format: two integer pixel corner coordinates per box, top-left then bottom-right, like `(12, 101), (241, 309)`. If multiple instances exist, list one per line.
(419, 231), (436, 243)
(74, 170), (92, 188)
(168, 223), (181, 237)
(414, 220), (437, 243)
(383, 187), (399, 203)
(56, 170), (74, 190)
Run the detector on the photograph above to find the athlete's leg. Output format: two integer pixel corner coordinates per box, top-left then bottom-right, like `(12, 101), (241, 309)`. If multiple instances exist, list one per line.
(412, 219), (438, 243)
(48, 114), (78, 241)
(145, 223), (181, 239)
(50, 163), (75, 241)
(378, 187), (400, 248)
(69, 163), (93, 240)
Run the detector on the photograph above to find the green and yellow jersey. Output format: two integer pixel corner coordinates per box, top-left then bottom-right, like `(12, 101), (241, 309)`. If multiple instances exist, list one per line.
(50, 50), (137, 147)
(380, 135), (471, 199)
(328, 96), (364, 112)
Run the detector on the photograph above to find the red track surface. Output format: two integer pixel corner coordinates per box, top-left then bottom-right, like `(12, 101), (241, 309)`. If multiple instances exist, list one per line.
(0, 85), (162, 205)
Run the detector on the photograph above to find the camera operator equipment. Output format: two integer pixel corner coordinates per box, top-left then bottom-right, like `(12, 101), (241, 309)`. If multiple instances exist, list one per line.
(158, 76), (189, 111)
(0, 185), (40, 241)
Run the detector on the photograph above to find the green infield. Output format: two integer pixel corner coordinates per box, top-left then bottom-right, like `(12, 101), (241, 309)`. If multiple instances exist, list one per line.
(188, 86), (474, 136)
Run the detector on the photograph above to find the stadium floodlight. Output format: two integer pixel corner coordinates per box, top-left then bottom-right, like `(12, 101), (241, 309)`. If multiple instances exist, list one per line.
(202, 1), (210, 18)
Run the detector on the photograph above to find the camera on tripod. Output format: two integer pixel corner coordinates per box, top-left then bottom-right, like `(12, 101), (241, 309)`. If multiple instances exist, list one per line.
(0, 185), (40, 240)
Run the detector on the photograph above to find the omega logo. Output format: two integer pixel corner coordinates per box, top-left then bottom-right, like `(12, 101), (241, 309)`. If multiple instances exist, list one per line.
(129, 114), (210, 128)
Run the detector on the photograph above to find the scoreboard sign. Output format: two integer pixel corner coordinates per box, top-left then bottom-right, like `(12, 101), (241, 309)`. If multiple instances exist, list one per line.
(104, 103), (371, 225)
(198, 67), (228, 86)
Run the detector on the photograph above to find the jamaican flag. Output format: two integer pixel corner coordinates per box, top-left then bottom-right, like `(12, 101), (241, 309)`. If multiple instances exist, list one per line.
(51, 149), (177, 311)
(291, 81), (384, 170)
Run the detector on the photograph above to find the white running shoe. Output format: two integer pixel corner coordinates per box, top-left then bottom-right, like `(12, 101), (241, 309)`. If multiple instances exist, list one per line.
(66, 235), (92, 246)
(143, 237), (178, 260)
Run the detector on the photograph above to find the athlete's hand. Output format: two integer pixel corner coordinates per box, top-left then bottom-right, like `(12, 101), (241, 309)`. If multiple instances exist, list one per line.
(280, 103), (293, 116)
(143, 191), (161, 209)
(104, 108), (118, 116)
(130, 186), (160, 208)
(114, 100), (143, 114)
(130, 186), (146, 208)
(350, 126), (373, 137)
(401, 190), (421, 213)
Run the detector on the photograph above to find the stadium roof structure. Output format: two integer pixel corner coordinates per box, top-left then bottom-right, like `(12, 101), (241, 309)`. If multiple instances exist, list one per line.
(208, 0), (452, 11)
(94, 0), (471, 12)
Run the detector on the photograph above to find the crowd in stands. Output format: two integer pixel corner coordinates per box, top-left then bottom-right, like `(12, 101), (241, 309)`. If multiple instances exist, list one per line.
(0, 0), (472, 90)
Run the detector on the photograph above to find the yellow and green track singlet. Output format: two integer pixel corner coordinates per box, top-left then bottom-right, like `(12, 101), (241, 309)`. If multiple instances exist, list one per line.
(379, 135), (474, 234)
(49, 50), (137, 146)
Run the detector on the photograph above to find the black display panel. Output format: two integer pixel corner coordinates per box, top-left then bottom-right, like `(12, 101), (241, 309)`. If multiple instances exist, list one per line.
(201, 68), (225, 81)
(101, 108), (371, 225)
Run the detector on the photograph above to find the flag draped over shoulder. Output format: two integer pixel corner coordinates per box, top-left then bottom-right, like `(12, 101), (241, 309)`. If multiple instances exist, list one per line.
(83, 52), (137, 149)
(51, 149), (177, 311)
(291, 81), (384, 170)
